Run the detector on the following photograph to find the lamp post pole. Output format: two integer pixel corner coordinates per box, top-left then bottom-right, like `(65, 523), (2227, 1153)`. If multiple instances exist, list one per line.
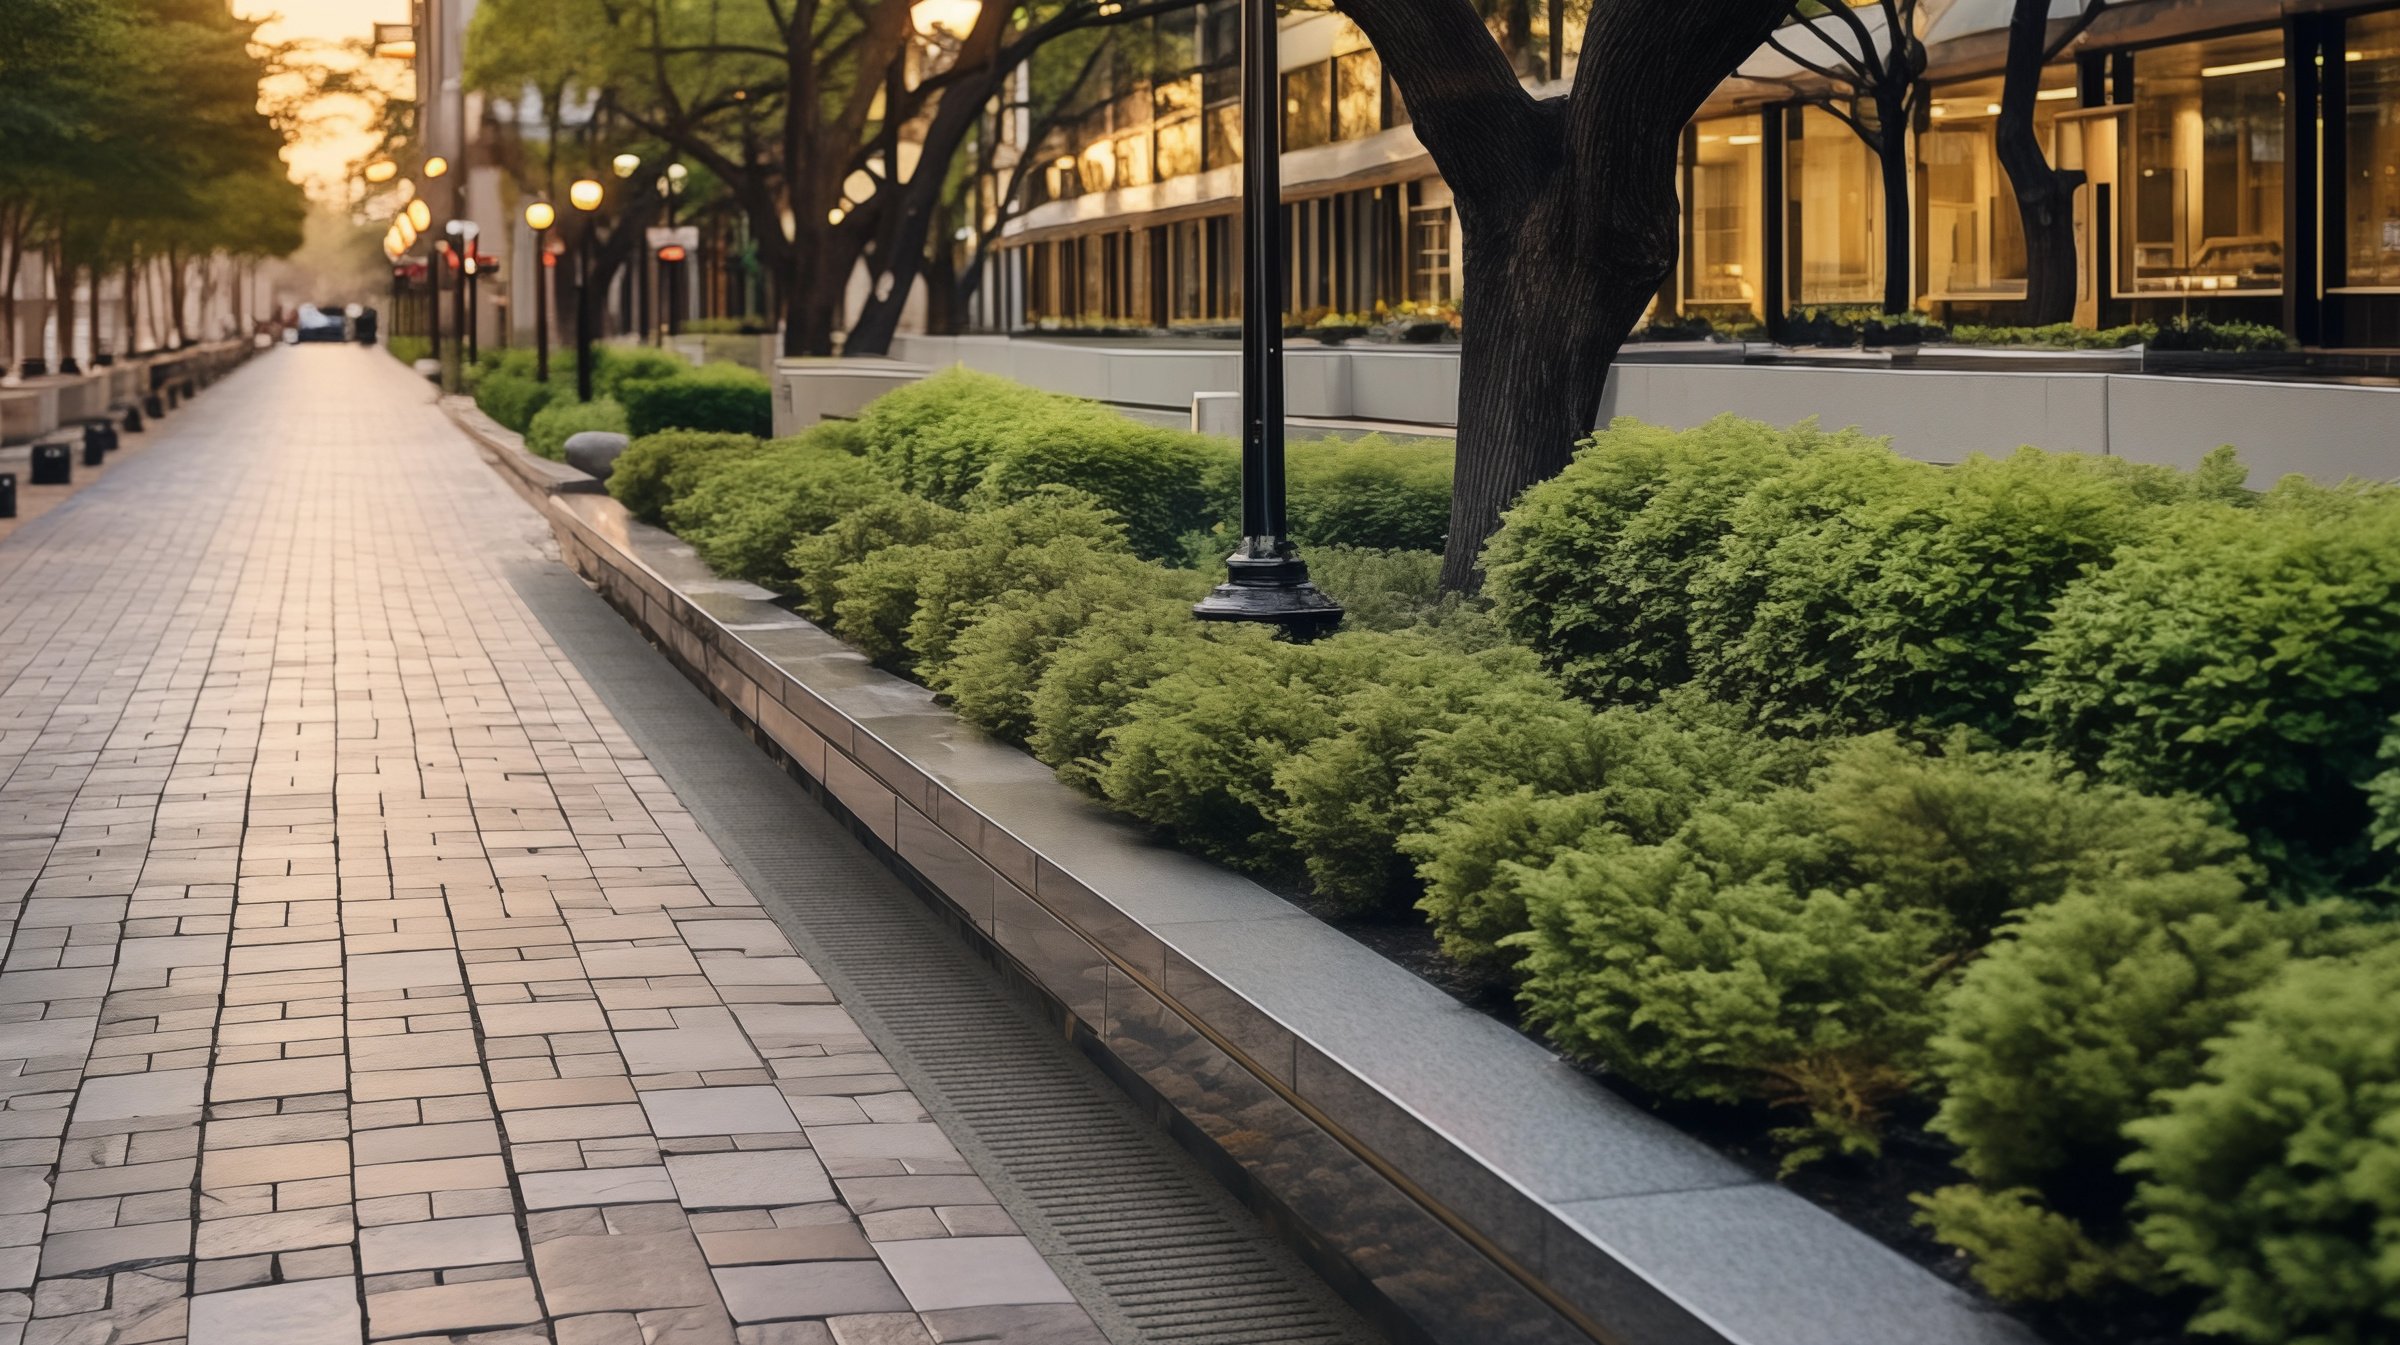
(1192, 0), (1341, 638)
(570, 178), (604, 402)
(526, 202), (556, 383)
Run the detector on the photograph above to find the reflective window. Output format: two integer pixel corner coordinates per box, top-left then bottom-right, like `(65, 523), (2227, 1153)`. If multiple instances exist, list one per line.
(2122, 30), (2285, 293)
(1410, 179), (1455, 302)
(1686, 115), (1763, 313)
(1336, 51), (1382, 141)
(2346, 10), (2400, 287)
(1788, 106), (1884, 304)
(1920, 75), (2070, 297)
(1285, 62), (1331, 150)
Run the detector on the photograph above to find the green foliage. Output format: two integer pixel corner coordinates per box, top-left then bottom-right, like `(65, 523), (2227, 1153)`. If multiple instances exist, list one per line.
(1949, 322), (2151, 350)
(1691, 447), (2229, 736)
(851, 367), (1064, 500)
(828, 489), (1132, 673)
(607, 430), (764, 523)
(1509, 736), (2249, 1164)
(2148, 315), (2297, 353)
(476, 367), (558, 434)
(385, 336), (429, 366)
(2023, 489), (2400, 893)
(937, 565), (1208, 742)
(617, 361), (774, 438)
(785, 492), (961, 626)
(663, 429), (890, 587)
(1304, 547), (1460, 633)
(1027, 604), (1219, 790)
(1917, 870), (2291, 1300)
(592, 346), (692, 400)
(2125, 945), (2400, 1344)
(1285, 434), (1454, 551)
(969, 407), (1235, 561)
(524, 397), (628, 461)
(1485, 417), (1872, 703)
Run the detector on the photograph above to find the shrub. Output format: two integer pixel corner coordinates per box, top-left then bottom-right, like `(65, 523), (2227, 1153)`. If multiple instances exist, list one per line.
(828, 488), (1132, 672)
(938, 565), (1208, 742)
(607, 430), (766, 523)
(1485, 417), (1873, 704)
(1509, 736), (2250, 1163)
(1949, 322), (2151, 350)
(851, 367), (1062, 500)
(472, 350), (560, 432)
(592, 346), (691, 400)
(1403, 693), (1819, 972)
(1304, 547), (1459, 633)
(1917, 869), (2291, 1300)
(617, 362), (775, 438)
(2022, 490), (2400, 893)
(1094, 630), (1362, 870)
(785, 492), (961, 626)
(1027, 603), (1220, 789)
(663, 430), (892, 586)
(971, 405), (1236, 561)
(386, 335), (429, 366)
(2147, 315), (2295, 353)
(2125, 944), (2400, 1343)
(524, 397), (628, 460)
(1285, 434), (1453, 551)
(1690, 446), (2229, 736)
(1270, 637), (1557, 912)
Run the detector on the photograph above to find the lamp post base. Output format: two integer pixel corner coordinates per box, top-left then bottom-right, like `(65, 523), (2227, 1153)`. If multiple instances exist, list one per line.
(1193, 541), (1344, 641)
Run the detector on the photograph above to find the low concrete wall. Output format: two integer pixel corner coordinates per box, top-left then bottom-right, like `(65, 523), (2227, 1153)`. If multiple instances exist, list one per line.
(798, 337), (2400, 483)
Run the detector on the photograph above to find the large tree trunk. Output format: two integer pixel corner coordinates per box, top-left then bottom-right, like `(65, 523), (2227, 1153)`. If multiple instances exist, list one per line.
(1998, 0), (2082, 324)
(1876, 96), (1913, 314)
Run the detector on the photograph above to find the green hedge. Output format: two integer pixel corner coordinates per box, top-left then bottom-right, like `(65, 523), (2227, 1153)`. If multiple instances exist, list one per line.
(583, 371), (2400, 1337)
(524, 397), (627, 460)
(618, 361), (774, 438)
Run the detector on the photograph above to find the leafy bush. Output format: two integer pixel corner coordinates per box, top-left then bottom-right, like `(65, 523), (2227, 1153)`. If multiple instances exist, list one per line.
(851, 367), (1064, 501)
(938, 566), (1209, 742)
(617, 362), (774, 438)
(785, 492), (961, 626)
(471, 350), (560, 432)
(663, 429), (892, 586)
(1404, 693), (1818, 972)
(1780, 306), (1945, 348)
(1285, 434), (1453, 551)
(2022, 489), (2400, 892)
(1917, 869), (2289, 1300)
(1486, 417), (1872, 704)
(385, 335), (429, 366)
(1027, 603), (1220, 789)
(607, 430), (766, 523)
(1093, 630), (1359, 870)
(829, 488), (1132, 672)
(2147, 315), (2296, 353)
(524, 397), (628, 460)
(2125, 944), (2400, 1343)
(970, 405), (1235, 561)
(1510, 736), (2250, 1163)
(1949, 322), (2151, 350)
(592, 346), (692, 400)
(1689, 446), (2232, 736)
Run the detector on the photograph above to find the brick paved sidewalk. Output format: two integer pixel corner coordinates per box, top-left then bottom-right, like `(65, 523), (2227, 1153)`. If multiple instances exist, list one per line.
(0, 347), (1103, 1345)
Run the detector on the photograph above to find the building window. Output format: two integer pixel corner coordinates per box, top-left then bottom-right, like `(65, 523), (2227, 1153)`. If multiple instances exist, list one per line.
(2345, 10), (2400, 287)
(1156, 75), (1203, 180)
(1205, 100), (1242, 169)
(1115, 133), (1153, 189)
(2121, 30), (2285, 294)
(1788, 105), (1884, 304)
(1409, 178), (1454, 302)
(1919, 74), (2070, 298)
(1285, 62), (1332, 151)
(1686, 115), (1763, 314)
(1336, 51), (1382, 141)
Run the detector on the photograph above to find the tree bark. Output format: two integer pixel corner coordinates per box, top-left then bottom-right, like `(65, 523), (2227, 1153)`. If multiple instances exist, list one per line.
(1997, 0), (2084, 324)
(1876, 93), (1913, 314)
(1335, 0), (1792, 589)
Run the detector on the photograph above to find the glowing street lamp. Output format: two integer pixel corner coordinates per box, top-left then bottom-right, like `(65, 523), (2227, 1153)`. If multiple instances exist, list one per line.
(423, 155), (448, 179)
(569, 178), (604, 401)
(406, 198), (431, 232)
(524, 201), (556, 383)
(364, 160), (399, 184)
(612, 153), (641, 179)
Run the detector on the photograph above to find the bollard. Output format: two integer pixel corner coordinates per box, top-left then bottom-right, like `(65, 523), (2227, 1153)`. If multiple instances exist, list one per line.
(0, 472), (14, 519)
(31, 442), (71, 486)
(144, 392), (165, 419)
(96, 421), (119, 453)
(82, 436), (104, 468)
(122, 404), (144, 433)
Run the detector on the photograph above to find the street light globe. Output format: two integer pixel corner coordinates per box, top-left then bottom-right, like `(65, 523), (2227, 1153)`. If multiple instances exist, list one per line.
(423, 155), (449, 179)
(395, 215), (418, 247)
(364, 160), (399, 183)
(612, 153), (641, 179)
(666, 163), (688, 183)
(524, 201), (555, 231)
(405, 198), (431, 231)
(569, 178), (604, 212)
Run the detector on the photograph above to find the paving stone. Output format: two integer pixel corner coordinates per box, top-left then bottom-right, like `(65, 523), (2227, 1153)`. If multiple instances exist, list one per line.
(366, 1276), (542, 1340)
(519, 1166), (680, 1210)
(697, 1225), (875, 1265)
(38, 1221), (190, 1276)
(873, 1239), (1073, 1312)
(195, 1205), (354, 1259)
(641, 1088), (801, 1138)
(187, 1275), (362, 1345)
(532, 1227), (720, 1315)
(712, 1263), (907, 1323)
(667, 1151), (835, 1210)
(359, 1215), (524, 1273)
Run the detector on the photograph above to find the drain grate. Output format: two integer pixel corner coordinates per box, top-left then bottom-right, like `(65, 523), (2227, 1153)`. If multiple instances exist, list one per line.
(509, 564), (1380, 1345)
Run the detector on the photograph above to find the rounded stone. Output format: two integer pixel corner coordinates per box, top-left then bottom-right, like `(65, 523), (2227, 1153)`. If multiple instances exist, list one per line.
(564, 430), (631, 481)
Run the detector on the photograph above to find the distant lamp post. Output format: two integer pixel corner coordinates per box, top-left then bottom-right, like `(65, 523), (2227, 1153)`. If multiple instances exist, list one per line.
(423, 155), (449, 179)
(446, 219), (480, 367)
(1192, 0), (1342, 639)
(364, 160), (399, 184)
(406, 198), (431, 232)
(525, 201), (556, 383)
(569, 177), (604, 401)
(612, 153), (641, 179)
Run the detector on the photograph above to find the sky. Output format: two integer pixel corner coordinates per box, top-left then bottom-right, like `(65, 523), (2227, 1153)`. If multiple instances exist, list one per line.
(237, 0), (414, 200)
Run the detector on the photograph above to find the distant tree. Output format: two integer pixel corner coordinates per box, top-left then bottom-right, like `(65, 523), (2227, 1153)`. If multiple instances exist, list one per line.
(1332, 0), (1792, 590)
(1998, 0), (2107, 324)
(1765, 0), (1927, 316)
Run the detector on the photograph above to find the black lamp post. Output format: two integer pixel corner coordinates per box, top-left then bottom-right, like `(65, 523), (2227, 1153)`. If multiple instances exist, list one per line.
(569, 177), (604, 402)
(525, 201), (556, 382)
(1192, 0), (1342, 639)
